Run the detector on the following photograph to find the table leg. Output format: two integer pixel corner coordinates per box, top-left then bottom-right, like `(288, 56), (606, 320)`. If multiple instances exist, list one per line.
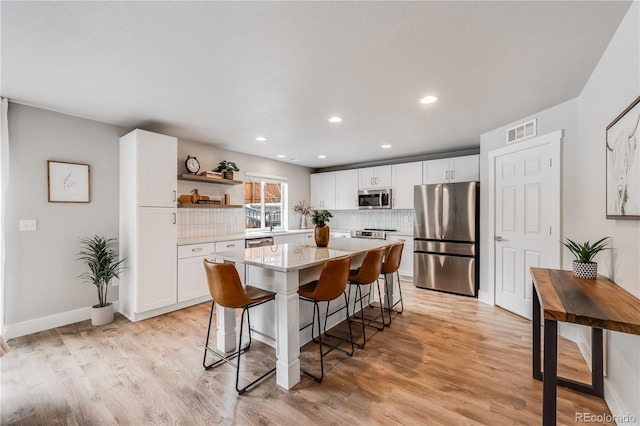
(543, 319), (558, 426)
(533, 286), (542, 380)
(592, 328), (604, 397)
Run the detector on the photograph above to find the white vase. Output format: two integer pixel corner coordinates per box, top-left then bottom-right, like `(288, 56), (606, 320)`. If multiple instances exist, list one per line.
(300, 215), (308, 229)
(91, 302), (114, 326)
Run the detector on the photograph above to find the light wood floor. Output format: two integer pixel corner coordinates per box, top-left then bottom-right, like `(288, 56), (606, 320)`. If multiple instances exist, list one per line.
(2, 282), (612, 425)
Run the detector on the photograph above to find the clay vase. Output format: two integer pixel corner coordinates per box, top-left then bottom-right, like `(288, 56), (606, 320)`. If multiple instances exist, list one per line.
(314, 224), (330, 247)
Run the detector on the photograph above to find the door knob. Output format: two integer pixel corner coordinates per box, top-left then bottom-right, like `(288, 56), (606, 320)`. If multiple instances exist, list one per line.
(495, 236), (508, 242)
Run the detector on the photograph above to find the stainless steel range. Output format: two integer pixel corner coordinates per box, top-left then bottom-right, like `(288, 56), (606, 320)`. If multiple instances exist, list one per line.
(350, 228), (396, 240)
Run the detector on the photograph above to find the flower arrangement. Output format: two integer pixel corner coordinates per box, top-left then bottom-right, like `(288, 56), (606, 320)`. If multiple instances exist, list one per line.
(293, 200), (312, 217)
(311, 209), (333, 226)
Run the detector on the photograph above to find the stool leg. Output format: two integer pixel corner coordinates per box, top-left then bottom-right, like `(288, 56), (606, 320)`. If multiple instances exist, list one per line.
(236, 307), (248, 394)
(374, 278), (388, 327)
(395, 271), (404, 313)
(343, 292), (355, 356)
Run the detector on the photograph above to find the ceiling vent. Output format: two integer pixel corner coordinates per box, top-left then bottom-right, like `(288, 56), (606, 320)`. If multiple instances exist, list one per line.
(506, 119), (536, 144)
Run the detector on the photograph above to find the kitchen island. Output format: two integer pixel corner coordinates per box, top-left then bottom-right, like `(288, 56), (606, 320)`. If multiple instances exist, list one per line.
(208, 238), (395, 390)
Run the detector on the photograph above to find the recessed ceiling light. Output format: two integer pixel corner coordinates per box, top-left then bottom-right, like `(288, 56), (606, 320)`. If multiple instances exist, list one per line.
(420, 95), (438, 104)
(318, 155), (326, 159)
(328, 116), (342, 123)
(381, 144), (392, 149)
(277, 154), (286, 158)
(290, 158), (301, 162)
(256, 136), (266, 142)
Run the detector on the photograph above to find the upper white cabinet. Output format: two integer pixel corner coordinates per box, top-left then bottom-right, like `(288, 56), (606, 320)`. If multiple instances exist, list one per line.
(335, 169), (359, 210)
(392, 162), (422, 209)
(119, 129), (178, 321)
(422, 155), (479, 184)
(310, 172), (336, 209)
(359, 165), (392, 189)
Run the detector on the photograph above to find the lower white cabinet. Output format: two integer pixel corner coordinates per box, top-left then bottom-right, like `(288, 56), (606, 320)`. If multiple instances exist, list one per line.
(214, 239), (245, 283)
(177, 242), (215, 302)
(388, 235), (413, 280)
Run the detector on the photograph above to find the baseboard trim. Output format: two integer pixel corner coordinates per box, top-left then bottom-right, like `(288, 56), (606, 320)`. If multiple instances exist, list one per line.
(4, 301), (121, 340)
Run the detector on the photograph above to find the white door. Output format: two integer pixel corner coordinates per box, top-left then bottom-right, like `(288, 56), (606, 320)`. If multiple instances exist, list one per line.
(492, 132), (561, 319)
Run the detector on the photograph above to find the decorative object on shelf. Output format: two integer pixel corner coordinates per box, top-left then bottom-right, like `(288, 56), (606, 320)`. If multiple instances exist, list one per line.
(311, 209), (333, 247)
(198, 170), (222, 179)
(77, 235), (126, 325)
(561, 237), (611, 279)
(213, 160), (240, 180)
(606, 95), (640, 219)
(47, 160), (90, 203)
(191, 188), (202, 204)
(185, 155), (200, 174)
(293, 200), (313, 229)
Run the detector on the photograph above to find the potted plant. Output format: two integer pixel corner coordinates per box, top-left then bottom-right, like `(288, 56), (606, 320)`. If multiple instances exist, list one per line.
(214, 160), (240, 180)
(311, 209), (333, 247)
(77, 235), (126, 325)
(561, 237), (611, 279)
(293, 200), (313, 229)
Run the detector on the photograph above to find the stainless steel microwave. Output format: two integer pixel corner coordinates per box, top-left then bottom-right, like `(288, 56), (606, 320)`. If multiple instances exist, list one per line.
(358, 188), (392, 209)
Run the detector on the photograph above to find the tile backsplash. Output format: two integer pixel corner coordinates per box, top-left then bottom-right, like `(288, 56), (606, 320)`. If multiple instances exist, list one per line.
(178, 208), (414, 239)
(177, 208), (245, 239)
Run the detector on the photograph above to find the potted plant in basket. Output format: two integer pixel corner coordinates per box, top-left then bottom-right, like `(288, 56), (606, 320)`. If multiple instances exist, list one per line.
(311, 209), (333, 247)
(77, 235), (126, 325)
(293, 200), (313, 229)
(214, 160), (240, 180)
(561, 237), (611, 279)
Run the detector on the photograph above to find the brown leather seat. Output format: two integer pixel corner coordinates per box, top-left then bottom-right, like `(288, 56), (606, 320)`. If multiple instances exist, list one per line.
(202, 259), (276, 395)
(347, 246), (386, 348)
(380, 242), (405, 325)
(298, 254), (354, 383)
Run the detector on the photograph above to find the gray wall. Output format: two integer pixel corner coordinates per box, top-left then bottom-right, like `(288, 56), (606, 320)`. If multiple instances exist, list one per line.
(4, 104), (312, 336)
(480, 2), (639, 418)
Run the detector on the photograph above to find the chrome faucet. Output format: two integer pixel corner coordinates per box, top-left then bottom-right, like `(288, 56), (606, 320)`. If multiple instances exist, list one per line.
(270, 225), (274, 232)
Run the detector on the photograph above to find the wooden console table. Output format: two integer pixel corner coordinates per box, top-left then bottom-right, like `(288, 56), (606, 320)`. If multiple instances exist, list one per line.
(530, 268), (640, 425)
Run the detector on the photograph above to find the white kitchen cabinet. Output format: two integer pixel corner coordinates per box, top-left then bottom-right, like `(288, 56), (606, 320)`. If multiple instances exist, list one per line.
(119, 129), (178, 322)
(177, 242), (215, 302)
(335, 169), (359, 210)
(214, 239), (245, 283)
(422, 155), (479, 184)
(331, 231), (351, 239)
(392, 162), (422, 209)
(359, 165), (392, 189)
(387, 235), (413, 280)
(310, 172), (336, 209)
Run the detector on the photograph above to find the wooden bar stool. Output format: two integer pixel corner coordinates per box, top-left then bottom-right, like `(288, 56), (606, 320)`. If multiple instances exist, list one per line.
(346, 247), (387, 348)
(202, 259), (276, 395)
(381, 241), (405, 325)
(298, 254), (354, 383)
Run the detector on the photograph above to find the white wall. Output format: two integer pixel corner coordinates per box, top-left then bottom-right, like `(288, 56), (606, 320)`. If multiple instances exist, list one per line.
(4, 104), (312, 339)
(480, 2), (640, 418)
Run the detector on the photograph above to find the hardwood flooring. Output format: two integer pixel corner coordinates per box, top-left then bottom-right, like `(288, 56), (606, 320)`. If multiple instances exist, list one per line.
(2, 282), (612, 425)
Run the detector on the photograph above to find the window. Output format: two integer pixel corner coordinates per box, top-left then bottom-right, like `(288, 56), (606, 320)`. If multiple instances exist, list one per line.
(244, 174), (288, 231)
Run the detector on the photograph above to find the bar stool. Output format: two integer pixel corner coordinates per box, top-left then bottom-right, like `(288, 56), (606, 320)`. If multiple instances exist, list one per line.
(381, 241), (405, 325)
(298, 254), (354, 383)
(346, 246), (387, 348)
(202, 259), (276, 395)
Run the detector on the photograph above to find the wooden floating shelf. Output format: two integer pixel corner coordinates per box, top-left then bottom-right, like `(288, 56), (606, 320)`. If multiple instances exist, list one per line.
(178, 174), (243, 185)
(177, 204), (243, 209)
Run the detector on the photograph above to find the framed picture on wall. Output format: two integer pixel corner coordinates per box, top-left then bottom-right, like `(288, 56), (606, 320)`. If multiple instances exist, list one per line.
(606, 95), (640, 219)
(47, 160), (90, 203)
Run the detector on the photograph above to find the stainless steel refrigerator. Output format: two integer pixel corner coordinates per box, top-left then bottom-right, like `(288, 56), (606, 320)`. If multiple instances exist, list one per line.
(413, 182), (479, 296)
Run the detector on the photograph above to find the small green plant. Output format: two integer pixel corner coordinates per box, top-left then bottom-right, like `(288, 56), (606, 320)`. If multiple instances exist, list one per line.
(561, 237), (611, 263)
(77, 236), (126, 307)
(311, 209), (332, 226)
(214, 160), (239, 172)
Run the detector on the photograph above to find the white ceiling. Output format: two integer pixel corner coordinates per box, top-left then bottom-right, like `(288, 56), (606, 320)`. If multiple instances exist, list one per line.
(1, 1), (632, 169)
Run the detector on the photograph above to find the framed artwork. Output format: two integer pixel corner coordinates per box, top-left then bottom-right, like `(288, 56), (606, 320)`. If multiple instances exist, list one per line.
(47, 160), (90, 203)
(606, 95), (640, 219)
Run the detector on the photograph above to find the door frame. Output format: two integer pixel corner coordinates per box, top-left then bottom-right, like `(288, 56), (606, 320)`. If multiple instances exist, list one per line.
(487, 130), (563, 307)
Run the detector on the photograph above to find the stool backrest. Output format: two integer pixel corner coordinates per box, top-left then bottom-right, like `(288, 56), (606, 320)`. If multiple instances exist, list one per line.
(307, 255), (352, 302)
(381, 242), (404, 275)
(203, 259), (252, 308)
(349, 247), (386, 284)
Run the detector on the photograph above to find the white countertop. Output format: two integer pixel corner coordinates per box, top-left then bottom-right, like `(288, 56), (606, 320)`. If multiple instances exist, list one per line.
(208, 238), (393, 272)
(178, 229), (313, 246)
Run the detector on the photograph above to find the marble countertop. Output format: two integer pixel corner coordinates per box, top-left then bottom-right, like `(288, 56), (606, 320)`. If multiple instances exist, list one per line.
(208, 238), (393, 272)
(178, 229), (313, 246)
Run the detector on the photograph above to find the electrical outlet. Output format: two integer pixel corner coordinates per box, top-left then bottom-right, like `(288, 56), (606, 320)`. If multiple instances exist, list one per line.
(20, 219), (37, 231)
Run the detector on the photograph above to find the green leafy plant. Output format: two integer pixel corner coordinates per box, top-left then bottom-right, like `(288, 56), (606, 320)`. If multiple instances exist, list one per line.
(77, 236), (126, 308)
(293, 200), (312, 217)
(214, 160), (239, 172)
(561, 237), (611, 263)
(311, 209), (332, 226)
